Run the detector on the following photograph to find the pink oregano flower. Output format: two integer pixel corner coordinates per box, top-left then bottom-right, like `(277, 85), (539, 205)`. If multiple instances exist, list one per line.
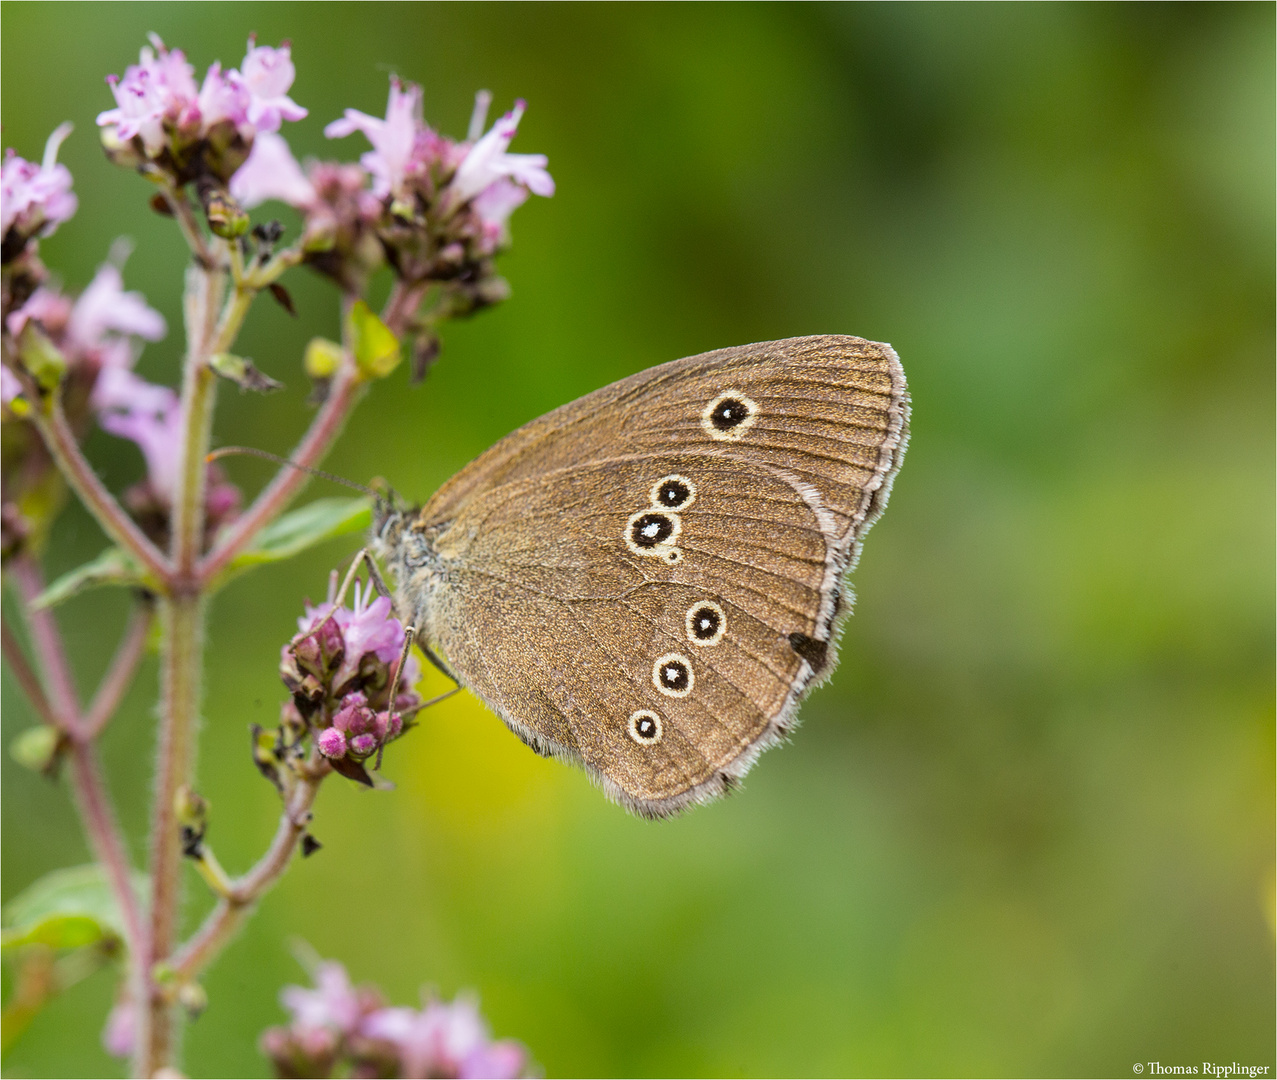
(0, 123), (78, 243)
(324, 77), (426, 200)
(1, 366), (22, 408)
(324, 77), (554, 214)
(67, 262), (167, 352)
(238, 37), (307, 132)
(299, 579), (413, 691)
(5, 258), (165, 380)
(96, 381), (183, 499)
(280, 960), (366, 1035)
(449, 99), (554, 206)
(229, 130), (317, 209)
(97, 34), (306, 156)
(264, 957), (531, 1079)
(97, 35), (200, 154)
(363, 994), (528, 1079)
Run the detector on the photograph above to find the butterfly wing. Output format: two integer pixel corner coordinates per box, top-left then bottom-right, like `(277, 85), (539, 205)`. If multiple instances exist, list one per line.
(393, 335), (908, 816)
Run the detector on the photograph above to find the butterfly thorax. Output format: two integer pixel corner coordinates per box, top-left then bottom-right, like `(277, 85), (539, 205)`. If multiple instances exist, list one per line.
(371, 507), (457, 646)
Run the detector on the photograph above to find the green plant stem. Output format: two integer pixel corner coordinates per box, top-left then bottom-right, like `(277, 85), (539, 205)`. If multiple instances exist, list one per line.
(141, 590), (204, 1077)
(171, 758), (327, 984)
(171, 364), (217, 577)
(142, 251), (240, 1074)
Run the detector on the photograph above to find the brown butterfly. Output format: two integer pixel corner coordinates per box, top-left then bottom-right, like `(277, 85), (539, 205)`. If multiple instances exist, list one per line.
(374, 335), (908, 817)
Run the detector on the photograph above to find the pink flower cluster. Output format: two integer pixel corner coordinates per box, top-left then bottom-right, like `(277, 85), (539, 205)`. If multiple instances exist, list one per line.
(231, 75), (553, 288)
(7, 261), (165, 361)
(260, 958), (529, 1079)
(1, 124), (77, 258)
(282, 576), (422, 781)
(316, 690), (403, 761)
(5, 258), (168, 440)
(97, 34), (305, 183)
(3, 260), (240, 543)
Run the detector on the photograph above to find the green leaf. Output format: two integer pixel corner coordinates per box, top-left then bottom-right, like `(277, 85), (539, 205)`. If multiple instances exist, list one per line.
(30, 547), (148, 610)
(221, 497), (371, 581)
(2, 915), (105, 951)
(347, 300), (401, 378)
(1, 865), (146, 952)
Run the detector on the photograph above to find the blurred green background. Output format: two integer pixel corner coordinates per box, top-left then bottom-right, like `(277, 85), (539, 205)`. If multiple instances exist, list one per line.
(2, 2), (1273, 1077)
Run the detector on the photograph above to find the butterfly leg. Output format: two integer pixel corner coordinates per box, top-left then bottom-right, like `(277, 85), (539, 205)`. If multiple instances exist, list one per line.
(402, 633), (462, 711)
(353, 547), (395, 604)
(337, 546), (459, 708)
(305, 548), (376, 641)
(375, 626), (460, 770)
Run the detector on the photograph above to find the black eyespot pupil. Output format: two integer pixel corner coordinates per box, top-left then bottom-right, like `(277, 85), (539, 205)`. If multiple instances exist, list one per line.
(693, 608), (720, 639)
(658, 481), (690, 507)
(660, 662), (689, 689)
(631, 513), (673, 549)
(637, 717), (656, 737)
(712, 398), (750, 430)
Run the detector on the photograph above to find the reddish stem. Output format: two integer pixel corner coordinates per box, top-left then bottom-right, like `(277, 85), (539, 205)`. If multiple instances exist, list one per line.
(381, 280), (427, 337)
(66, 741), (147, 954)
(4, 557), (146, 965)
(83, 601), (154, 740)
(1, 620), (60, 729)
(28, 394), (172, 585)
(199, 365), (365, 583)
(7, 557), (81, 721)
(171, 757), (327, 982)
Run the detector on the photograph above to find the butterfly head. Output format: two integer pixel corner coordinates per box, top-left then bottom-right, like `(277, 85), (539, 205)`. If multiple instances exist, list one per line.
(370, 481), (414, 548)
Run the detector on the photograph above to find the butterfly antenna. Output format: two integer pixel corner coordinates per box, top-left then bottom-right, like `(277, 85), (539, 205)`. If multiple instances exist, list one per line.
(206, 446), (381, 500)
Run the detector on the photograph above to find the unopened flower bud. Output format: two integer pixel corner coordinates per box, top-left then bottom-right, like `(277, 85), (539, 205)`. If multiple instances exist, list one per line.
(99, 127), (144, 170)
(292, 616), (344, 682)
(349, 733), (378, 757)
(389, 194), (417, 221)
(174, 784), (209, 832)
(303, 337), (344, 380)
(9, 724), (64, 774)
(317, 727), (347, 759)
(347, 301), (401, 380)
(278, 646), (305, 693)
(301, 215), (337, 253)
(202, 188), (250, 238)
(279, 699), (306, 737)
(251, 724), (284, 792)
(333, 692), (375, 734)
(177, 981), (208, 1018)
(101, 998), (137, 1059)
(437, 241), (465, 269)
